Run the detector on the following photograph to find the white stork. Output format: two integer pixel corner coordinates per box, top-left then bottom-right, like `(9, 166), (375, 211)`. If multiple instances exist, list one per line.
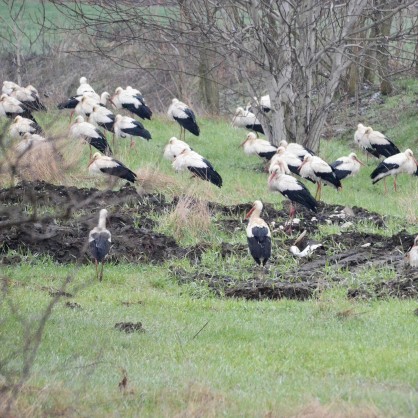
(70, 116), (112, 157)
(167, 98), (200, 139)
(172, 149), (223, 188)
(2, 80), (19, 95)
(405, 235), (418, 268)
(299, 155), (342, 200)
(245, 200), (272, 266)
(89, 208), (112, 281)
(239, 132), (277, 161)
(163, 137), (191, 162)
(10, 85), (46, 112)
(269, 146), (314, 181)
(330, 152), (365, 181)
(77, 76), (95, 96)
(75, 92), (111, 118)
(88, 152), (137, 183)
(114, 114), (151, 147)
(0, 94), (34, 120)
(354, 123), (379, 158)
(269, 158), (318, 221)
(9, 115), (43, 138)
(112, 86), (152, 120)
(279, 140), (315, 160)
(370, 149), (417, 192)
(88, 105), (115, 133)
(16, 132), (47, 155)
(363, 126), (400, 158)
(232, 107), (264, 134)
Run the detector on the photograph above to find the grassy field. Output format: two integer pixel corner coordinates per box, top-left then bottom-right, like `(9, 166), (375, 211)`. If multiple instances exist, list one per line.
(1, 79), (418, 417)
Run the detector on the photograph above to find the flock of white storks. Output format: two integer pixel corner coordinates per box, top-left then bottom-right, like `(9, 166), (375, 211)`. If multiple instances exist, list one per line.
(1, 78), (418, 277)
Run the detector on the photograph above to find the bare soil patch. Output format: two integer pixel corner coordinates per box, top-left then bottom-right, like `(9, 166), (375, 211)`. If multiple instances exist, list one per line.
(0, 181), (416, 300)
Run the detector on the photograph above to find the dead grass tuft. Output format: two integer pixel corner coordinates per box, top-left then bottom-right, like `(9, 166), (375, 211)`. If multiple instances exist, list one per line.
(289, 399), (381, 418)
(166, 194), (212, 241)
(398, 194), (418, 224)
(136, 165), (183, 195)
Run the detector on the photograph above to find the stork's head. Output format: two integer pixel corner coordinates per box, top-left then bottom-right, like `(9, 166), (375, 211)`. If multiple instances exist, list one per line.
(79, 76), (87, 84)
(14, 115), (22, 123)
(348, 152), (365, 166)
(245, 200), (263, 219)
(276, 146), (286, 155)
(75, 115), (84, 123)
(239, 132), (257, 148)
(279, 140), (288, 148)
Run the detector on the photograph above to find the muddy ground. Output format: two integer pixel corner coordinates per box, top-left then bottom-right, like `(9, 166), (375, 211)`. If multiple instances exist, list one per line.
(0, 181), (417, 300)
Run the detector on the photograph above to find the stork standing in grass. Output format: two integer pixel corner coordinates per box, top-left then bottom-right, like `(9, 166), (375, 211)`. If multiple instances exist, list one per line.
(114, 114), (151, 148)
(88, 152), (137, 183)
(245, 200), (271, 267)
(232, 107), (264, 134)
(370, 149), (417, 192)
(9, 115), (43, 137)
(70, 116), (112, 157)
(239, 132), (277, 161)
(88, 105), (115, 133)
(405, 235), (418, 267)
(112, 86), (152, 120)
(362, 126), (400, 158)
(89, 208), (111, 281)
(167, 98), (200, 139)
(330, 152), (365, 181)
(172, 149), (222, 188)
(269, 158), (318, 223)
(298, 154), (342, 200)
(354, 123), (379, 158)
(163, 137), (191, 161)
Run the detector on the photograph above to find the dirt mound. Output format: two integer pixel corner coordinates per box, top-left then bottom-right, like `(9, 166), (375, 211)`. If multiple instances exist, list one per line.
(1, 181), (416, 300)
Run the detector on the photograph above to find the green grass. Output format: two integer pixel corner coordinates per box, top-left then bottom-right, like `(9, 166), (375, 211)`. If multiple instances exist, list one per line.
(1, 263), (417, 417)
(1, 78), (418, 416)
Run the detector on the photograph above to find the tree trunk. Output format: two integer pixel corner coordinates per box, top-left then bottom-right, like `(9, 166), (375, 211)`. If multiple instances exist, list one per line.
(198, 47), (220, 114)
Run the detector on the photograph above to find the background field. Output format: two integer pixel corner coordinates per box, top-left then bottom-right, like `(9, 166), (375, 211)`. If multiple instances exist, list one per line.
(1, 75), (418, 417)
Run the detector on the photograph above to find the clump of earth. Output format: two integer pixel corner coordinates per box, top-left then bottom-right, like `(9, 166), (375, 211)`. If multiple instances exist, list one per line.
(0, 181), (416, 300)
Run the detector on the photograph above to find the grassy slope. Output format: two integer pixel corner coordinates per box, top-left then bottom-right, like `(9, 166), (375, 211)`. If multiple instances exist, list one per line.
(1, 79), (418, 416)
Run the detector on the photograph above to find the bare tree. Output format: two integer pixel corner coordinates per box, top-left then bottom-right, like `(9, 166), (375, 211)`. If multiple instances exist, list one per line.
(48, 0), (417, 151)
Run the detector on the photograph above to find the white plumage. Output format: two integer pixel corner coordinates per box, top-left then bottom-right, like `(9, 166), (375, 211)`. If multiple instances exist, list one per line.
(9, 115), (42, 138)
(88, 152), (137, 183)
(70, 116), (112, 156)
(77, 76), (95, 96)
(0, 94), (27, 117)
(405, 236), (418, 267)
(2, 80), (19, 95)
(232, 107), (264, 134)
(112, 86), (152, 120)
(269, 146), (303, 175)
(279, 140), (314, 160)
(172, 149), (222, 187)
(370, 149), (417, 191)
(167, 98), (200, 138)
(88, 105), (115, 132)
(114, 114), (151, 146)
(163, 137), (191, 162)
(290, 243), (322, 258)
(331, 152), (364, 181)
(240, 132), (276, 161)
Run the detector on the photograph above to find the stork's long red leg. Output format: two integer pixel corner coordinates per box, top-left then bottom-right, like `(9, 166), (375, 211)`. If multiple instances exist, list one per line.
(384, 178), (388, 194)
(95, 259), (98, 280)
(99, 262), (104, 282)
(393, 175), (397, 192)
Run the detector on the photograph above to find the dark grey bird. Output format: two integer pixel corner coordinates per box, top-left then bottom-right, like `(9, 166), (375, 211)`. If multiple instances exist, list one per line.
(89, 209), (111, 281)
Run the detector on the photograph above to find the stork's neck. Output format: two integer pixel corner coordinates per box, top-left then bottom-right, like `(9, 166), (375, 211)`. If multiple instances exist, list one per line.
(98, 212), (107, 229)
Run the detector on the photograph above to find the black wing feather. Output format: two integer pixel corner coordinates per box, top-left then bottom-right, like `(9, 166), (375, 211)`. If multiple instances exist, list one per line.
(90, 231), (111, 262)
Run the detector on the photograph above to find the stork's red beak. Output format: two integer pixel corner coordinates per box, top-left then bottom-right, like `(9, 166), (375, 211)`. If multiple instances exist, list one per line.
(108, 98), (116, 108)
(239, 138), (248, 148)
(354, 156), (366, 166)
(268, 171), (277, 183)
(297, 160), (307, 172)
(245, 206), (255, 219)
